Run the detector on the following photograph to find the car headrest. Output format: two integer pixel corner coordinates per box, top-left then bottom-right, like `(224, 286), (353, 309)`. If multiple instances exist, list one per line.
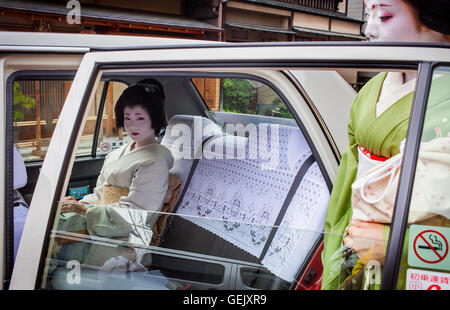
(161, 115), (223, 157)
(13, 145), (27, 190)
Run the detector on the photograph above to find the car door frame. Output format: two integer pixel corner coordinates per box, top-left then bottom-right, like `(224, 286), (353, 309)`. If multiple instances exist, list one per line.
(9, 42), (450, 290)
(381, 61), (450, 289)
(1, 52), (86, 290)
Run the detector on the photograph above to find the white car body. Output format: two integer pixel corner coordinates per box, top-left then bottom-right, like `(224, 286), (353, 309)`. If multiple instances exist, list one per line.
(1, 31), (448, 290)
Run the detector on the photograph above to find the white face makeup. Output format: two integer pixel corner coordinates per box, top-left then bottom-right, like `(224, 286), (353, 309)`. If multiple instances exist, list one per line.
(124, 106), (155, 147)
(364, 0), (446, 43)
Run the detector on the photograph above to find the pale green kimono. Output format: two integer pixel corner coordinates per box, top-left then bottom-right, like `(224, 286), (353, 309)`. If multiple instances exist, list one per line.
(82, 142), (174, 215)
(56, 142), (174, 268)
(322, 72), (450, 290)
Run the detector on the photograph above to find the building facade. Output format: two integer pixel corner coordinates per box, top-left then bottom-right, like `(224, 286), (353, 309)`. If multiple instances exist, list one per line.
(0, 0), (223, 40)
(0, 0), (365, 42)
(4, 0), (366, 153)
(223, 0), (364, 42)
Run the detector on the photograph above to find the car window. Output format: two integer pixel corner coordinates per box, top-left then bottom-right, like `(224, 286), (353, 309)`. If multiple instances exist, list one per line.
(37, 71), (331, 290)
(193, 77), (300, 137)
(32, 64), (422, 291)
(193, 77), (294, 119)
(13, 78), (73, 162)
(93, 81), (131, 156)
(12, 77), (128, 162)
(401, 66), (450, 291)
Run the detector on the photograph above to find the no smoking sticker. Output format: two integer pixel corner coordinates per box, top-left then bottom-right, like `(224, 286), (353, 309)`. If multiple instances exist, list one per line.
(100, 142), (111, 153)
(409, 225), (450, 271)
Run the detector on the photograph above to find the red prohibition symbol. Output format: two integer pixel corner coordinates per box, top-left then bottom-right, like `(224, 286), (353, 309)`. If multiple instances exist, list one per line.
(413, 230), (448, 264)
(100, 142), (111, 152)
(427, 284), (441, 290)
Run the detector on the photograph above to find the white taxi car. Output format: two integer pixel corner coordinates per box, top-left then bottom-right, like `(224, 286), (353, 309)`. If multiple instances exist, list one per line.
(1, 32), (449, 290)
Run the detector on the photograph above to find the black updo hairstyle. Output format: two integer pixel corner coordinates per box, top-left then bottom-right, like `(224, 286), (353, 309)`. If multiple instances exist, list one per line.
(405, 0), (450, 34)
(138, 78), (166, 100)
(114, 79), (167, 136)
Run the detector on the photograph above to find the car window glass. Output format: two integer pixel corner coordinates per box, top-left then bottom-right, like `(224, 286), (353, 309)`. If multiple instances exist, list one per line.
(13, 78), (73, 162)
(35, 67), (418, 291)
(400, 66), (450, 290)
(94, 81), (131, 156)
(37, 71), (331, 290)
(12, 79), (128, 162)
(193, 77), (294, 119)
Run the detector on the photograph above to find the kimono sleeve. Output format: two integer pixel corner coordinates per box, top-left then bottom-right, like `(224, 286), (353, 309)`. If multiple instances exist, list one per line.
(321, 89), (361, 289)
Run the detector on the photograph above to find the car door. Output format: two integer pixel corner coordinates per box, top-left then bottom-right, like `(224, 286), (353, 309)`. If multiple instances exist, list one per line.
(0, 52), (85, 289)
(1, 56), (131, 289)
(9, 43), (450, 290)
(382, 63), (450, 290)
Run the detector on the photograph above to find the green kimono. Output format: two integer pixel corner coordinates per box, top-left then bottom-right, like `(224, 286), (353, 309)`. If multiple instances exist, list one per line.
(321, 72), (407, 290)
(322, 72), (450, 290)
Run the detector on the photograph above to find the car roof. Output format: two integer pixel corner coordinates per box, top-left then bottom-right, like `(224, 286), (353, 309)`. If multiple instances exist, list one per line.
(2, 31), (449, 53)
(0, 31), (222, 53)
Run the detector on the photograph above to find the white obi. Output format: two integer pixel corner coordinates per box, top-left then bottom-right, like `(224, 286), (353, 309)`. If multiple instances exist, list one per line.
(356, 146), (385, 179)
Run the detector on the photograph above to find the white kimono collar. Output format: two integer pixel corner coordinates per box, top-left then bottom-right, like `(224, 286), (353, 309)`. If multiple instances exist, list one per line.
(376, 72), (416, 118)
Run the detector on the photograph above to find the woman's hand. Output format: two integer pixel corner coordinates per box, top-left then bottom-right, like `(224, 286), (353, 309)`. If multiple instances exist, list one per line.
(63, 196), (77, 202)
(343, 220), (386, 265)
(61, 197), (88, 215)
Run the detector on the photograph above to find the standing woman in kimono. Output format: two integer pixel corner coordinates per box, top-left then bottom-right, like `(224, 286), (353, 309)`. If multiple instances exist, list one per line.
(63, 82), (174, 219)
(321, 0), (450, 290)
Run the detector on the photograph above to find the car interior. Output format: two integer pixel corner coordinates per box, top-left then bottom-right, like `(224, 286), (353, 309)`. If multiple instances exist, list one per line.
(13, 70), (331, 290)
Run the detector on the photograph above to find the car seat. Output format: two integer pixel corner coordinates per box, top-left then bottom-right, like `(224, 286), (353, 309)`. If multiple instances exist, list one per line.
(13, 145), (29, 261)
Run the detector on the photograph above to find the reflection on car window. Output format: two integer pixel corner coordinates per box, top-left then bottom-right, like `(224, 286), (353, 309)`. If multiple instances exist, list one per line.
(401, 66), (450, 290)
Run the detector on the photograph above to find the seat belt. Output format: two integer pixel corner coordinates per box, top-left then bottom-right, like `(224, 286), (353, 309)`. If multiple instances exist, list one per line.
(258, 154), (316, 262)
